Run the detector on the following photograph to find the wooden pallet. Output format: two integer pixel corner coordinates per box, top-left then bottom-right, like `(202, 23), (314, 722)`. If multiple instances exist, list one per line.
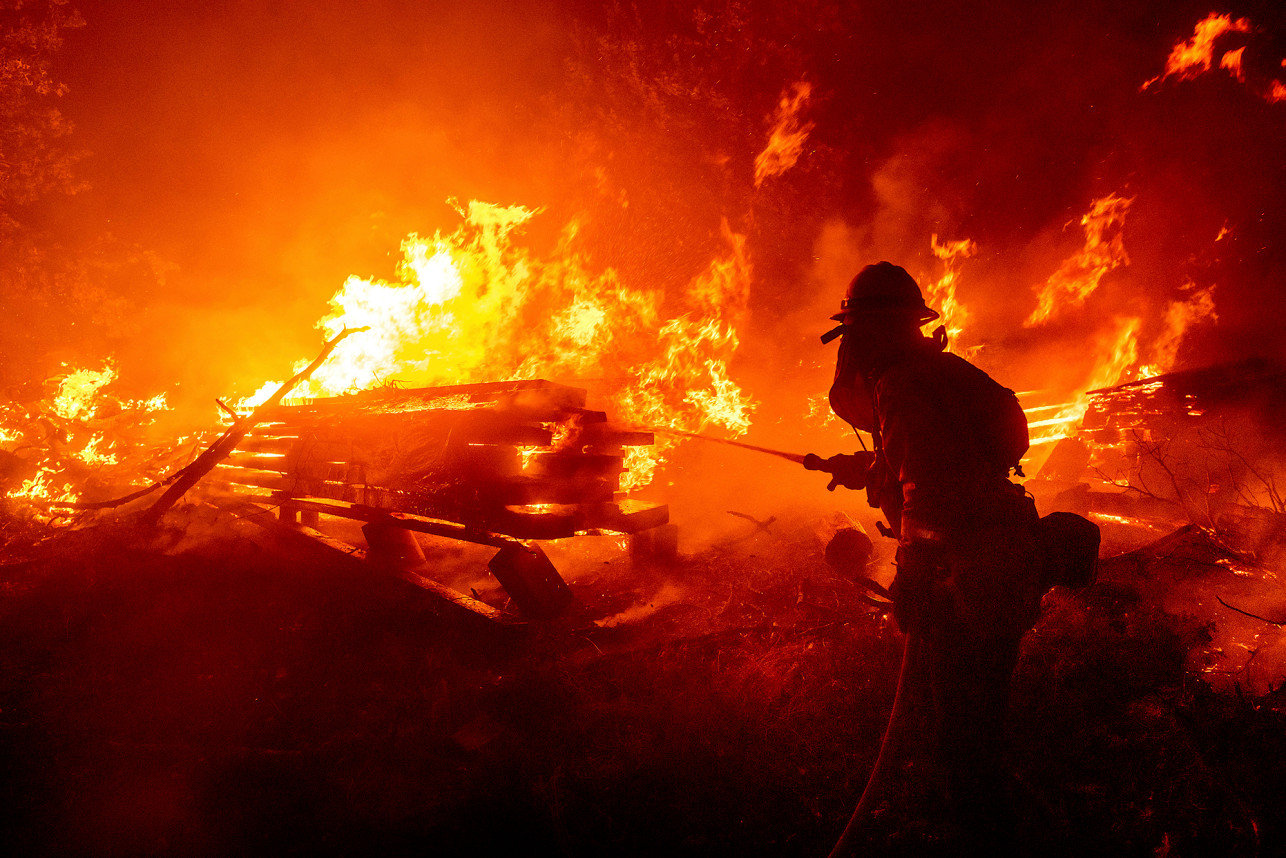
(205, 380), (669, 621)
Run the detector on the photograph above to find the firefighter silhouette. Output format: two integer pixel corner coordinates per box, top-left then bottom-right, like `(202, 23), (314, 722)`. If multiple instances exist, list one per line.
(817, 262), (1043, 855)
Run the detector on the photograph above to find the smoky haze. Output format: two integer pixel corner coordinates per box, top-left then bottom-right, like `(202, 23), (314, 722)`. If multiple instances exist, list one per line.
(28, 0), (1286, 448)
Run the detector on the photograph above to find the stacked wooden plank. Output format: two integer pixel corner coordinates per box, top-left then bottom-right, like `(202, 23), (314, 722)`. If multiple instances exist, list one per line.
(1079, 358), (1286, 453)
(210, 379), (669, 541)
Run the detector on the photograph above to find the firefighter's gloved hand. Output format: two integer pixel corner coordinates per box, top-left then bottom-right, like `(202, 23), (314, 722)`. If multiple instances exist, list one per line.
(803, 452), (876, 492)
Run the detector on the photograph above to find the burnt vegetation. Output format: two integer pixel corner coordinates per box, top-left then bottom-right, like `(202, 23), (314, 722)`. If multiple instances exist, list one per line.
(1, 506), (1284, 856)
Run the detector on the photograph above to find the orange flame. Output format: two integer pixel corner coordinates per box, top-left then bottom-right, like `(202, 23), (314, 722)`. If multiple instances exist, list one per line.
(1141, 12), (1252, 91)
(1033, 317), (1143, 443)
(52, 364), (117, 421)
(1027, 288), (1217, 451)
(238, 201), (754, 492)
(1026, 193), (1133, 326)
(753, 82), (813, 187)
(1136, 282), (1218, 379)
(2, 364), (172, 510)
(1219, 46), (1247, 82)
(1139, 12), (1286, 103)
(927, 235), (976, 349)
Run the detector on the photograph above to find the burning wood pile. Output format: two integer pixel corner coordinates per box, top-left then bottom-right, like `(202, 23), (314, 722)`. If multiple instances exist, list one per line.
(202, 379), (670, 621)
(1035, 358), (1286, 550)
(210, 378), (667, 539)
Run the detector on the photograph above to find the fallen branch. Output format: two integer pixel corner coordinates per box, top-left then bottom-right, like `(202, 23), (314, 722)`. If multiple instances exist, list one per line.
(1216, 595), (1286, 627)
(138, 326), (368, 528)
(726, 510), (776, 533)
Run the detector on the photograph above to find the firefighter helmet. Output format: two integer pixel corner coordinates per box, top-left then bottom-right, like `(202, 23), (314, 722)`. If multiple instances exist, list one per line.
(831, 262), (940, 323)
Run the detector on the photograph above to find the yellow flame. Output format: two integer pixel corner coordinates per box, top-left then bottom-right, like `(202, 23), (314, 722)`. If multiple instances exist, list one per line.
(754, 82), (813, 187)
(1026, 193), (1133, 326)
(1057, 317), (1142, 429)
(4, 364), (171, 510)
(237, 380), (281, 411)
(236, 201), (754, 493)
(618, 447), (648, 493)
(518, 446), (540, 471)
(74, 435), (119, 466)
(10, 468), (79, 504)
(52, 364), (116, 421)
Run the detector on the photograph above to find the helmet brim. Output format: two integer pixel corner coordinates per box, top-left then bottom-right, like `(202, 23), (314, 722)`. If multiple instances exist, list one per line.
(830, 306), (941, 323)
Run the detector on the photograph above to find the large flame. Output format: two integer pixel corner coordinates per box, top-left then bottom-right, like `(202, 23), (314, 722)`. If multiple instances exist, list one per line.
(240, 201), (754, 491)
(1024, 221), (1218, 450)
(1027, 317), (1143, 447)
(1027, 284), (1218, 449)
(1026, 193), (1133, 326)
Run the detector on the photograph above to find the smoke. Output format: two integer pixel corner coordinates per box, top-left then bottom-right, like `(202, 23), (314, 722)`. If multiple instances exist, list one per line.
(0, 0), (1274, 522)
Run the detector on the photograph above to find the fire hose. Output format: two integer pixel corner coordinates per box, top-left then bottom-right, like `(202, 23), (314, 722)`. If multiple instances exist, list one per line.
(648, 426), (810, 464)
(827, 632), (925, 858)
(653, 428), (921, 853)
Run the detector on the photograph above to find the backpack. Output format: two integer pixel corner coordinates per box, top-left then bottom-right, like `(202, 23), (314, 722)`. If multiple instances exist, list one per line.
(927, 351), (1030, 476)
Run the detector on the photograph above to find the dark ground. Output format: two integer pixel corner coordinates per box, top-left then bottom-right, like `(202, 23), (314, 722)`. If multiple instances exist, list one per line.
(1, 504), (1283, 857)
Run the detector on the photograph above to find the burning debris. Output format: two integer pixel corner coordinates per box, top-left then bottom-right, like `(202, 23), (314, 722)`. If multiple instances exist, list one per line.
(210, 378), (672, 621)
(1024, 358), (1286, 695)
(0, 362), (180, 518)
(232, 201), (755, 492)
(1037, 358), (1286, 528)
(2, 2), (1285, 854)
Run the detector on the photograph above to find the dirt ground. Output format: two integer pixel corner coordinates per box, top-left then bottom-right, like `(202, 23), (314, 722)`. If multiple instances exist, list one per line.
(1, 503), (1283, 857)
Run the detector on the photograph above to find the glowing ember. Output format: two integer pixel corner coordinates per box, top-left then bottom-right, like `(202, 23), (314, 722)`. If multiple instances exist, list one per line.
(1088, 512), (1161, 529)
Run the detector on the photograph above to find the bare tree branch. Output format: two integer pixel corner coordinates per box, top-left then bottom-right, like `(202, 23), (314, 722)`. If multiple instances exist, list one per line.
(1217, 596), (1286, 627)
(137, 327), (368, 527)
